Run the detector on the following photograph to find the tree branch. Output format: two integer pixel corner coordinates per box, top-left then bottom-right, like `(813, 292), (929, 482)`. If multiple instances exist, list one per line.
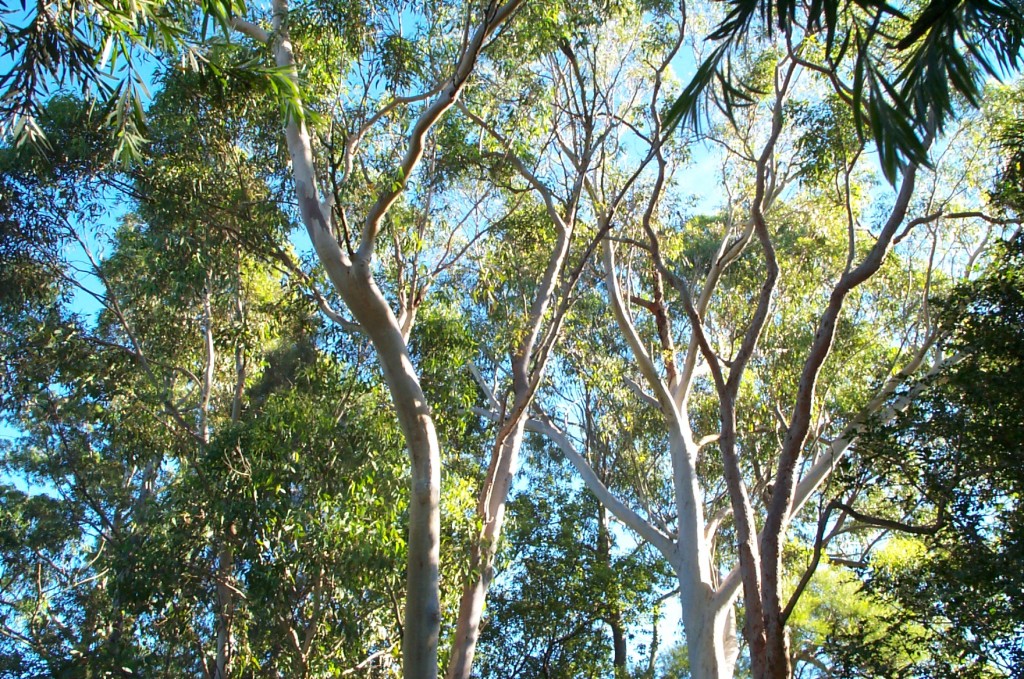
(472, 407), (674, 557)
(357, 0), (527, 260)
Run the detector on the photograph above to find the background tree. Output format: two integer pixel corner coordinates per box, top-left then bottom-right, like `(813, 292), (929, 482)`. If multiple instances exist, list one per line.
(817, 138), (1024, 677)
(506, 6), (1015, 676)
(475, 438), (670, 678)
(0, 70), (479, 677)
(446, 4), (687, 673)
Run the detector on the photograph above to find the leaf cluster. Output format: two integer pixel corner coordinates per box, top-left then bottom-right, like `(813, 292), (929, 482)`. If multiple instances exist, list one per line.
(830, 234), (1024, 676)
(667, 0), (1024, 183)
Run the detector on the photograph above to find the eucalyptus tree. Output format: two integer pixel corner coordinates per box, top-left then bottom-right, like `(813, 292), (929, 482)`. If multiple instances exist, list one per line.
(474, 436), (671, 678)
(440, 3), (689, 675)
(472, 289), (680, 678)
(813, 101), (1024, 676)
(0, 84), (293, 675)
(5, 1), (1023, 678)
(201, 4), (538, 675)
(799, 238), (1024, 679)
(201, 3), (681, 677)
(0, 71), (474, 677)
(5, 2), (538, 675)
(481, 5), (1019, 679)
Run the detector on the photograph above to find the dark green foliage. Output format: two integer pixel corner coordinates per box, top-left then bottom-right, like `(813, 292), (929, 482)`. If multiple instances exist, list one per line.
(827, 235), (1024, 676)
(0, 61), (414, 676)
(3, 1), (1021, 676)
(993, 114), (1024, 214)
(475, 444), (671, 678)
(0, 95), (113, 317)
(0, 175), (56, 314)
(789, 94), (859, 186)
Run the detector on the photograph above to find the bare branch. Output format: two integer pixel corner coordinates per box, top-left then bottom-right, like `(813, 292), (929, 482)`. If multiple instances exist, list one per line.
(603, 242), (677, 419)
(468, 363), (500, 410)
(521, 412), (676, 558)
(625, 376), (660, 410)
(228, 16), (270, 44)
(357, 0), (527, 260)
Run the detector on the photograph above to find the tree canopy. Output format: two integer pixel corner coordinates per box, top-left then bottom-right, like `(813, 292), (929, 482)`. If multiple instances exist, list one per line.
(1, 1), (1022, 678)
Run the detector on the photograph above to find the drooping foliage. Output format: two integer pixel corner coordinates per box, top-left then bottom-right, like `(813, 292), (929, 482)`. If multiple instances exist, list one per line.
(667, 0), (1024, 182)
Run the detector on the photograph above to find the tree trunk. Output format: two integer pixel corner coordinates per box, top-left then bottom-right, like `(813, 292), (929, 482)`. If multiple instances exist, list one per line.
(610, 616), (628, 676)
(676, 575), (734, 679)
(267, 2), (528, 674)
(215, 543), (235, 679)
(597, 506), (628, 675)
(337, 262), (443, 679)
(273, 26), (443, 675)
(446, 418), (527, 679)
(668, 429), (734, 679)
(447, 173), (572, 678)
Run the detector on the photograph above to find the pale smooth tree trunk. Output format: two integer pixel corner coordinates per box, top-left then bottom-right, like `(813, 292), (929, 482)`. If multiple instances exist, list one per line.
(604, 241), (736, 679)
(198, 283), (236, 679)
(214, 544), (235, 679)
(523, 410), (740, 679)
(677, 582), (734, 679)
(445, 332), (564, 678)
(270, 15), (443, 677)
(667, 428), (735, 679)
(332, 260), (445, 675)
(446, 417), (527, 679)
(266, 1), (525, 674)
(446, 146), (575, 677)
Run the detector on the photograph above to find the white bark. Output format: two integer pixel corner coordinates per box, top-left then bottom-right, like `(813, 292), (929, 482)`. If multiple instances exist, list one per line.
(270, 4), (442, 675)
(509, 241), (733, 679)
(681, 582), (736, 679)
(521, 411), (734, 679)
(446, 419), (526, 679)
(264, 2), (524, 675)
(447, 67), (585, 676)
